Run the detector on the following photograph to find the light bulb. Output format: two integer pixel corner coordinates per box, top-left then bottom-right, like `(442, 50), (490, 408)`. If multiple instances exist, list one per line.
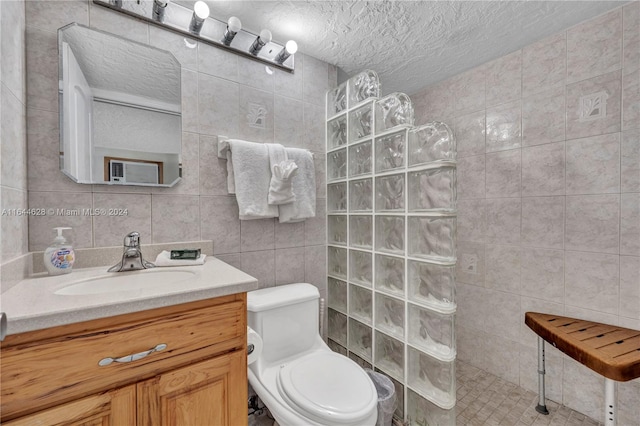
(221, 16), (242, 46)
(189, 1), (209, 34)
(259, 29), (272, 43)
(193, 1), (209, 19)
(228, 16), (241, 33)
(249, 29), (272, 56)
(285, 40), (298, 54)
(275, 40), (298, 64)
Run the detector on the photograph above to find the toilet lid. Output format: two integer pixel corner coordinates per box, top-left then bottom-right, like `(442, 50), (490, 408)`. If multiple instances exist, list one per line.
(276, 351), (378, 425)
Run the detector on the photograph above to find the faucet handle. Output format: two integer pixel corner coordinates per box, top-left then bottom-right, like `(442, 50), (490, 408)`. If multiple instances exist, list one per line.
(124, 231), (140, 248)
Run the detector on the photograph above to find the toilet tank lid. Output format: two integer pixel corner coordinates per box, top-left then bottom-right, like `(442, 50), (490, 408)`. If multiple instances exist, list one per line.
(247, 283), (319, 312)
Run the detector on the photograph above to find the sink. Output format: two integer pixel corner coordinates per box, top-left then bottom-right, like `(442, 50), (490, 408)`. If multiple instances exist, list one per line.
(55, 269), (198, 296)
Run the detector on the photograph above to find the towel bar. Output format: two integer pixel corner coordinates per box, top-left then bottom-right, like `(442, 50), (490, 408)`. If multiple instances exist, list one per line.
(525, 312), (640, 426)
(216, 136), (315, 160)
(217, 136), (230, 159)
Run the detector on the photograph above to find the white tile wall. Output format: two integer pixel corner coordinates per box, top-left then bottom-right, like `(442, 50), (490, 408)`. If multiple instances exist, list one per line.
(3, 0), (334, 295)
(411, 3), (640, 422)
(1, 0), (28, 267)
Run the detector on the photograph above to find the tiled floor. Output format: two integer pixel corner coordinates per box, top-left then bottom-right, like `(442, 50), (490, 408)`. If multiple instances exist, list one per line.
(249, 360), (603, 426)
(456, 361), (602, 426)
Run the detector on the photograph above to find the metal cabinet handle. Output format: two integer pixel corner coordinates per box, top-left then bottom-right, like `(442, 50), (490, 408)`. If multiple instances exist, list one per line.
(98, 343), (167, 366)
(0, 312), (6, 342)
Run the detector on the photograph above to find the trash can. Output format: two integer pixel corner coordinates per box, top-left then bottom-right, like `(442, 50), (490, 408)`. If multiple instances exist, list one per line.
(365, 369), (396, 426)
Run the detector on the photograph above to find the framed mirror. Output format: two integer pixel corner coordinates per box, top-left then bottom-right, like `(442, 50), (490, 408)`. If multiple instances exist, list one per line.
(58, 23), (182, 187)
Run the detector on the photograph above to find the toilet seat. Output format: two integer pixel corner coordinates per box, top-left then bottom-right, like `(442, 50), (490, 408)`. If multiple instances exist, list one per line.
(276, 351), (378, 425)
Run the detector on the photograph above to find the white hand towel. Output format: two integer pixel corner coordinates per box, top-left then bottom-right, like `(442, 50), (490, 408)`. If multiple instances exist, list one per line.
(154, 250), (206, 267)
(267, 143), (298, 205)
(228, 139), (279, 220)
(279, 148), (316, 223)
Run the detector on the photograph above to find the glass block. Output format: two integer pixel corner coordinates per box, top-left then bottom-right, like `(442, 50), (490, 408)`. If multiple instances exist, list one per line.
(327, 182), (347, 212)
(375, 92), (414, 132)
(350, 215), (373, 249)
(408, 303), (455, 361)
(327, 308), (347, 346)
(375, 293), (405, 339)
(326, 82), (347, 117)
(348, 70), (380, 106)
(374, 331), (404, 382)
(349, 284), (372, 324)
(407, 166), (456, 212)
(328, 338), (347, 356)
(349, 178), (373, 212)
(376, 174), (405, 212)
(375, 369), (405, 418)
(328, 277), (347, 313)
(348, 318), (372, 361)
(348, 352), (372, 370)
(407, 388), (456, 425)
(408, 215), (456, 262)
(349, 104), (373, 142)
(349, 141), (372, 177)
(408, 260), (456, 311)
(328, 246), (347, 279)
(375, 131), (405, 173)
(327, 115), (347, 149)
(327, 149), (347, 181)
(375, 254), (405, 297)
(328, 215), (347, 245)
(408, 122), (456, 166)
(375, 216), (404, 254)
(349, 249), (372, 286)
(407, 348), (455, 409)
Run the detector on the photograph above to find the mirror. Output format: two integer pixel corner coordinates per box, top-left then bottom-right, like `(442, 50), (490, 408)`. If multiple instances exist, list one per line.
(58, 23), (182, 187)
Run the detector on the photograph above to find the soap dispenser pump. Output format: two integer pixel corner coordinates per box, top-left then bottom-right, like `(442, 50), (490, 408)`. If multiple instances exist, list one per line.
(43, 227), (75, 275)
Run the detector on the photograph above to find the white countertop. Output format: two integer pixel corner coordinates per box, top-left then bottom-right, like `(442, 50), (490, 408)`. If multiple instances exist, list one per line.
(0, 257), (258, 335)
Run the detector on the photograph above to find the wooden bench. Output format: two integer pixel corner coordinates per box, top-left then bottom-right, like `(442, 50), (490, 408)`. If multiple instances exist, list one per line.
(525, 312), (640, 426)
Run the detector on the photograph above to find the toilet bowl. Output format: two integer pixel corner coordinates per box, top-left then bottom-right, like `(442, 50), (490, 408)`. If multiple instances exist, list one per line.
(247, 283), (378, 426)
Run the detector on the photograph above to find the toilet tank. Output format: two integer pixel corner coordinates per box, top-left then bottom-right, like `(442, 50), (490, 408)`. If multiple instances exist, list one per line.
(247, 283), (319, 364)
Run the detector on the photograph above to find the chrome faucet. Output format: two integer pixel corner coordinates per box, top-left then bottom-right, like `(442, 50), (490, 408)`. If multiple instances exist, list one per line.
(108, 231), (155, 272)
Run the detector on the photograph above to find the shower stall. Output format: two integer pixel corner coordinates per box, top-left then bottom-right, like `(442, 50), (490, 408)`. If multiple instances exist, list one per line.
(325, 70), (458, 425)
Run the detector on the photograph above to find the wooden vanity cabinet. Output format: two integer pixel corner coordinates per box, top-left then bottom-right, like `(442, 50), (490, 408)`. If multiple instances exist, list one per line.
(0, 293), (248, 426)
(3, 385), (137, 426)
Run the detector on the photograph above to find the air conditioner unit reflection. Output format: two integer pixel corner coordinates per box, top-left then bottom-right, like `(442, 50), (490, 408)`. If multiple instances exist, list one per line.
(109, 160), (159, 185)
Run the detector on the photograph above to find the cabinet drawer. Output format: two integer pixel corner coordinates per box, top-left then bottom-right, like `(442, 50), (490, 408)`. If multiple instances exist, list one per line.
(1, 295), (246, 421)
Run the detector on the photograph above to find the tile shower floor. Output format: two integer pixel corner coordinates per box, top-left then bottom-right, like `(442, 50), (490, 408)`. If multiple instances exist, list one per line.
(249, 360), (602, 426)
(455, 361), (601, 426)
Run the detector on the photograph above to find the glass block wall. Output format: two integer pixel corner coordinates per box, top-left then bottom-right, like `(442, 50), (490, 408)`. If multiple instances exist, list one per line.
(326, 70), (458, 425)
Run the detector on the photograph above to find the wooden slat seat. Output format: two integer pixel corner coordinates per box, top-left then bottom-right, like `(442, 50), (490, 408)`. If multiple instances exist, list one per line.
(525, 312), (640, 382)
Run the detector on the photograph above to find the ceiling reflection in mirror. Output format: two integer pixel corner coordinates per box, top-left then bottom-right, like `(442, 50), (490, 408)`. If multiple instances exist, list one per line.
(58, 23), (182, 187)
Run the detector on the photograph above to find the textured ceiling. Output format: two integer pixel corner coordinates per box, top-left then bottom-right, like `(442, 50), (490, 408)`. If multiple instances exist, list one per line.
(176, 0), (627, 95)
(61, 24), (181, 104)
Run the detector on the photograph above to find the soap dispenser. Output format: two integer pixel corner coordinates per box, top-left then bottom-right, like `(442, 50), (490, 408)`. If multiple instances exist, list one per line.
(43, 227), (75, 275)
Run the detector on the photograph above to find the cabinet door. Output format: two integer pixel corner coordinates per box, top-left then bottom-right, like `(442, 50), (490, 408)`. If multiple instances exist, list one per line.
(138, 350), (247, 426)
(3, 385), (135, 426)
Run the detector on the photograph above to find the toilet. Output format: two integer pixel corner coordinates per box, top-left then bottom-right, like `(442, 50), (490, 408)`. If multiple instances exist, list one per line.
(247, 283), (378, 426)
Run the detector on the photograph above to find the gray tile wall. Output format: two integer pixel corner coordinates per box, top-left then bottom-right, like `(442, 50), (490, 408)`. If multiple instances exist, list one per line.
(411, 3), (640, 423)
(21, 0), (333, 296)
(0, 0), (28, 267)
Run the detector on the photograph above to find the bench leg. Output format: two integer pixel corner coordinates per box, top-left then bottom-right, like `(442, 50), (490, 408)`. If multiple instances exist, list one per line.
(605, 378), (616, 426)
(536, 337), (549, 415)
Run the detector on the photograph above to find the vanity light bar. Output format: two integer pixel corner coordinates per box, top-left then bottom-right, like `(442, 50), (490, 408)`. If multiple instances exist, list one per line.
(92, 0), (295, 73)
